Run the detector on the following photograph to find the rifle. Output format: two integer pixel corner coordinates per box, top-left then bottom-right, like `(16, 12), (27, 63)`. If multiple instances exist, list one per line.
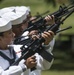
(23, 3), (74, 33)
(12, 8), (73, 65)
(14, 4), (74, 44)
(27, 10), (49, 28)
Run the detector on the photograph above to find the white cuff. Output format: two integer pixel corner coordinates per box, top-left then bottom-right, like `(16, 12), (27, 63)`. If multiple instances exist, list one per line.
(19, 59), (27, 72)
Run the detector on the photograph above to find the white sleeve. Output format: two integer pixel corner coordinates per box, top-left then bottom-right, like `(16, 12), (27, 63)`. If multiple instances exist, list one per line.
(43, 38), (55, 54)
(35, 53), (54, 70)
(0, 60), (27, 75)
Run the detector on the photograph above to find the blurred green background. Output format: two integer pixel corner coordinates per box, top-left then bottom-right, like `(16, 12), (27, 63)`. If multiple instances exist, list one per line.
(0, 0), (74, 75)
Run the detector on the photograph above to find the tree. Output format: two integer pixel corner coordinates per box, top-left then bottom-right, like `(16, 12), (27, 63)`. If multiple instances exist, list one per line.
(44, 0), (74, 7)
(0, 0), (4, 3)
(44, 0), (56, 7)
(69, 0), (74, 4)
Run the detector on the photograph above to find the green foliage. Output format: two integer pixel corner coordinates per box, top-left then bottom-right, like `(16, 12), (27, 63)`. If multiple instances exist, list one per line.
(68, 0), (74, 3)
(42, 70), (74, 75)
(42, 50), (74, 75)
(44, 0), (56, 7)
